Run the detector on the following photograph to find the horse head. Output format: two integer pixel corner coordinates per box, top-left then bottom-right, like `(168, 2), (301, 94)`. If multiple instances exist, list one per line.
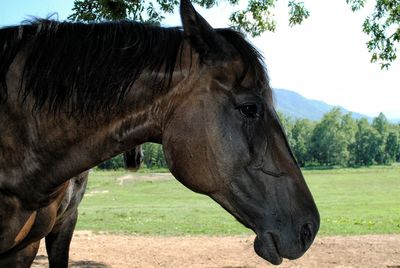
(162, 0), (320, 264)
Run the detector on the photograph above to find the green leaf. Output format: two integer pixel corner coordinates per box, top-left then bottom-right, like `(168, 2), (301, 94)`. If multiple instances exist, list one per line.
(288, 1), (310, 27)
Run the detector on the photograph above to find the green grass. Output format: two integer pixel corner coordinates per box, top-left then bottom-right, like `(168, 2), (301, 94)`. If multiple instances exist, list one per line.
(76, 165), (400, 236)
(303, 165), (400, 235)
(77, 170), (247, 235)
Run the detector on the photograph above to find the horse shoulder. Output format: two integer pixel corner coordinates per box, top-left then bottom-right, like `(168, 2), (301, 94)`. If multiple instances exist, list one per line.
(0, 181), (69, 254)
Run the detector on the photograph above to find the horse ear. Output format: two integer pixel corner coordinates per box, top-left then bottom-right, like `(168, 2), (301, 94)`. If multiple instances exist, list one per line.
(180, 0), (223, 60)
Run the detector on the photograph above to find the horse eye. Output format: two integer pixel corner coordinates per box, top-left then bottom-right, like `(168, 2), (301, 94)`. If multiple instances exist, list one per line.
(238, 104), (259, 118)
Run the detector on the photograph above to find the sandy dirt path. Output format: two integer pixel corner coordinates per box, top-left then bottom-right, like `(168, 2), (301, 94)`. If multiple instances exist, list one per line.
(32, 232), (400, 268)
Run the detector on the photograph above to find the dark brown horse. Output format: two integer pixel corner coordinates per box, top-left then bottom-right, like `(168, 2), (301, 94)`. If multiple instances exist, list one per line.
(0, 171), (88, 267)
(0, 148), (141, 267)
(0, 0), (319, 266)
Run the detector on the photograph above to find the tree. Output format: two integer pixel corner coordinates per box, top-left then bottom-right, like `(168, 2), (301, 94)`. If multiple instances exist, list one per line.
(372, 112), (389, 135)
(350, 118), (381, 166)
(97, 153), (125, 169)
(309, 108), (349, 166)
(142, 143), (168, 168)
(385, 131), (399, 163)
(68, 0), (171, 24)
(69, 0), (400, 68)
(291, 118), (314, 166)
(340, 113), (357, 166)
(348, 0), (400, 69)
(372, 112), (389, 164)
(277, 111), (294, 147)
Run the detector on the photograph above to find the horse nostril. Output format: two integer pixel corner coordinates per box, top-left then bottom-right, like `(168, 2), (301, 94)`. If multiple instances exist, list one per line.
(300, 223), (314, 250)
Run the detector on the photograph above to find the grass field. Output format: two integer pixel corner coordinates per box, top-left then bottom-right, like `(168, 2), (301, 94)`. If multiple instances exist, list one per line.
(76, 165), (400, 236)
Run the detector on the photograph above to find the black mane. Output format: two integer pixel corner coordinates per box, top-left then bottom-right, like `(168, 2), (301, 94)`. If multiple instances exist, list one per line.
(0, 20), (183, 117)
(0, 20), (269, 117)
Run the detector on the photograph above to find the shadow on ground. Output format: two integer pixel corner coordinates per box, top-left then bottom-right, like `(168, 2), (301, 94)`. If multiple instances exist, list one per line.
(33, 255), (109, 268)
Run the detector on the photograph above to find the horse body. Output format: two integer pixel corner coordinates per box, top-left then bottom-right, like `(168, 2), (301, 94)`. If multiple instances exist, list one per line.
(0, 172), (88, 267)
(44, 171), (88, 267)
(0, 0), (319, 266)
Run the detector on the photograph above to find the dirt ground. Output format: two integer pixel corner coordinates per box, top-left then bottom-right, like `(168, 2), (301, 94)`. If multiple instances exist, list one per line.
(32, 232), (400, 268)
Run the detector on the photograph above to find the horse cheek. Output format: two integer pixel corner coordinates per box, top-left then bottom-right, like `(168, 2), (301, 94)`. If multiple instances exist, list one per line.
(163, 104), (219, 195)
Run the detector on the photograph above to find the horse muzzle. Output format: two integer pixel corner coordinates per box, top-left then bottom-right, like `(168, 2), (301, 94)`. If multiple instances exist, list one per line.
(254, 232), (283, 265)
(254, 220), (318, 265)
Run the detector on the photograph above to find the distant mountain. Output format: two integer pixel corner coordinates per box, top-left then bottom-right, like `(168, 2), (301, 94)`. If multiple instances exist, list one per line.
(273, 88), (371, 121)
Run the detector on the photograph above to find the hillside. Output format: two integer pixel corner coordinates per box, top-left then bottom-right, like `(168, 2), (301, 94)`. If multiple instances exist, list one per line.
(273, 88), (370, 121)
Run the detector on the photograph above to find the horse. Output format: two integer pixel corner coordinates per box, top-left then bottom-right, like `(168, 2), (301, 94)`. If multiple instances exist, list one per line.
(1, 147), (142, 267)
(0, 147), (142, 267)
(0, 171), (88, 267)
(0, 0), (319, 266)
(39, 171), (88, 268)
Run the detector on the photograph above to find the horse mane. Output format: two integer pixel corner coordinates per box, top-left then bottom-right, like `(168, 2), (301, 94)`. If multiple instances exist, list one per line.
(0, 20), (270, 117)
(0, 20), (183, 117)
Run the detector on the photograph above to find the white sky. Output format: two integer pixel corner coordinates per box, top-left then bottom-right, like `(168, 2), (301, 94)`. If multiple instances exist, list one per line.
(1, 0), (399, 118)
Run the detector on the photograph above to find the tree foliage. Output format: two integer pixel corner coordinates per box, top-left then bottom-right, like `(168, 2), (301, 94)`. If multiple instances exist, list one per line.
(142, 143), (168, 168)
(97, 153), (125, 169)
(308, 108), (352, 166)
(349, 0), (400, 69)
(349, 118), (381, 166)
(285, 109), (400, 167)
(69, 0), (400, 68)
(385, 131), (399, 162)
(98, 143), (168, 170)
(68, 0), (176, 23)
(291, 118), (314, 166)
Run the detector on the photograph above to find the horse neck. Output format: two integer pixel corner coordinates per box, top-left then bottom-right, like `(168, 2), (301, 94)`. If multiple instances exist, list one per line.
(35, 86), (167, 193)
(0, 74), (181, 206)
(0, 38), (195, 206)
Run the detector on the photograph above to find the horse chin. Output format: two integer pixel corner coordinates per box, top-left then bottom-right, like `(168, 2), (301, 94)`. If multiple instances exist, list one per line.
(254, 233), (283, 265)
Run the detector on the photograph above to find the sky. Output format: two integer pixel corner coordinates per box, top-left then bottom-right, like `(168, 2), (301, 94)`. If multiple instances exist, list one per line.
(1, 0), (399, 119)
